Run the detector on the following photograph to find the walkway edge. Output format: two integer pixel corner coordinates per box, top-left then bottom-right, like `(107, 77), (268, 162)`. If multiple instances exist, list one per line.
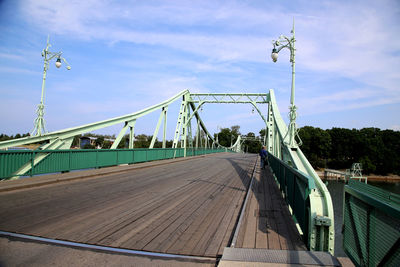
(230, 156), (258, 247)
(0, 231), (216, 264)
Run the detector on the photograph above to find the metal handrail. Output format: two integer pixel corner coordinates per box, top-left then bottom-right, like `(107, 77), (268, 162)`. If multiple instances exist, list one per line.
(0, 148), (226, 180)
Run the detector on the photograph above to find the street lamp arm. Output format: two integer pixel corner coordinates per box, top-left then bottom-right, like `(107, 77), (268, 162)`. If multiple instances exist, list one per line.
(46, 52), (62, 61)
(272, 35), (295, 59)
(60, 57), (72, 70)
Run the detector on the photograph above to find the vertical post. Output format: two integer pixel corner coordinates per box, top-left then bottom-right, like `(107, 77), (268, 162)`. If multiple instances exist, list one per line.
(128, 120), (136, 149)
(162, 107), (168, 148)
(32, 36), (50, 136)
(288, 19), (297, 148)
(172, 98), (186, 149)
(195, 119), (200, 148)
(182, 100), (188, 157)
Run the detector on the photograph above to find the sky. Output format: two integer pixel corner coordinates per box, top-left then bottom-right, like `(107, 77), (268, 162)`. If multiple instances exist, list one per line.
(0, 0), (399, 139)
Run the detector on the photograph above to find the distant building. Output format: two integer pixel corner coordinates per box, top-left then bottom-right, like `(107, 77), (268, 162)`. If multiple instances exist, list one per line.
(79, 137), (115, 149)
(79, 136), (97, 148)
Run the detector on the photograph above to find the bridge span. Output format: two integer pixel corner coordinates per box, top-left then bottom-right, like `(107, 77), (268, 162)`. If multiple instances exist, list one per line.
(0, 152), (322, 265)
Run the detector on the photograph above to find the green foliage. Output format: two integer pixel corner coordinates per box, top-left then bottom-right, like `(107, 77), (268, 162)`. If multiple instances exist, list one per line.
(134, 134), (152, 148)
(83, 143), (95, 149)
(242, 132), (262, 153)
(214, 125), (241, 147)
(299, 126), (331, 168)
(95, 136), (104, 148)
(259, 128), (266, 139)
(102, 140), (112, 149)
(298, 126), (400, 175)
(0, 133), (30, 142)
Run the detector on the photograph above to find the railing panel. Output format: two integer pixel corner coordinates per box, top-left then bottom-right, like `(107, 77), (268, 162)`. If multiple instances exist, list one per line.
(33, 151), (70, 175)
(116, 150), (134, 165)
(97, 150), (118, 166)
(0, 148), (226, 180)
(343, 180), (400, 267)
(164, 149), (174, 159)
(70, 150), (98, 170)
(268, 154), (315, 248)
(0, 151), (31, 178)
(133, 149), (147, 163)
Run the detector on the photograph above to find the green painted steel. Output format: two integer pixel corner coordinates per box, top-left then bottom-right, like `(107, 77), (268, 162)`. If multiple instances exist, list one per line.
(267, 89), (335, 254)
(268, 153), (316, 248)
(190, 93), (269, 103)
(343, 180), (400, 267)
(0, 148), (225, 180)
(32, 36), (72, 137)
(0, 88), (334, 254)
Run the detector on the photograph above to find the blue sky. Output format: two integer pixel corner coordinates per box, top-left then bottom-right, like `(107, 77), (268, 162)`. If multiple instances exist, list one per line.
(1, 0), (399, 139)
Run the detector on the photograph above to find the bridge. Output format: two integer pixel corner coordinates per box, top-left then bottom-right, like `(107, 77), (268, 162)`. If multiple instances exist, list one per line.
(1, 89), (399, 267)
(0, 88), (343, 266)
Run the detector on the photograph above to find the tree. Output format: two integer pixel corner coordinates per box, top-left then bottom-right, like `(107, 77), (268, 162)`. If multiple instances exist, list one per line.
(103, 140), (112, 149)
(298, 126), (331, 168)
(214, 126), (241, 147)
(83, 143), (95, 149)
(259, 128), (266, 140)
(243, 132), (262, 153)
(95, 136), (104, 148)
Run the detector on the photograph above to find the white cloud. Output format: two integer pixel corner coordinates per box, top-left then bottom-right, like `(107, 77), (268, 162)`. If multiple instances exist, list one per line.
(1, 0), (398, 134)
(391, 125), (400, 131)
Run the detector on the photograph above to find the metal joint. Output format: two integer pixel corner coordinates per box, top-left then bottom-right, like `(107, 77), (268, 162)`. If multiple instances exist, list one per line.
(314, 215), (331, 226)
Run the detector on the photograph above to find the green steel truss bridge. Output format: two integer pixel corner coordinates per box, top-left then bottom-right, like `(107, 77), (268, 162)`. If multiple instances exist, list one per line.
(0, 90), (399, 266)
(0, 89), (335, 256)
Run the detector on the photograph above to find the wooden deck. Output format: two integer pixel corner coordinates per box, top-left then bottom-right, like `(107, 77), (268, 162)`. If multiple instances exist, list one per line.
(235, 162), (307, 250)
(0, 153), (256, 258)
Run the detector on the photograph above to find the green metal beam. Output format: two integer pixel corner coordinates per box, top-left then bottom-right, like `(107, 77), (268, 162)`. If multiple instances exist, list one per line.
(150, 107), (167, 149)
(111, 122), (129, 149)
(267, 88), (335, 254)
(0, 90), (189, 150)
(190, 93), (269, 104)
(128, 120), (136, 149)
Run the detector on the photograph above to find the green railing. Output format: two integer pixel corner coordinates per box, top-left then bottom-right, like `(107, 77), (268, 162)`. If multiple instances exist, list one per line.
(268, 154), (316, 248)
(343, 180), (400, 267)
(0, 148), (226, 180)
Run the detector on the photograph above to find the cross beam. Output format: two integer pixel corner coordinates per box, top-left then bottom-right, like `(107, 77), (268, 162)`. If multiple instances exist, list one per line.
(189, 93), (269, 104)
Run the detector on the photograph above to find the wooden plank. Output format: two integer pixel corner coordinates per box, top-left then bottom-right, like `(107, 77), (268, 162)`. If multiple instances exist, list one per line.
(136, 175), (228, 251)
(231, 164), (307, 252)
(176, 171), (240, 255)
(241, 185), (257, 248)
(165, 157), (253, 255)
(205, 165), (252, 255)
(0, 153), (262, 257)
(200, 170), (247, 256)
(255, 168), (268, 249)
(263, 169), (283, 250)
(215, 163), (252, 255)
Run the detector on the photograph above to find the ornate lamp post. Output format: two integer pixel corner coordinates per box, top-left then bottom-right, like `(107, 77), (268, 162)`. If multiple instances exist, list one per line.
(31, 36), (71, 136)
(271, 20), (301, 148)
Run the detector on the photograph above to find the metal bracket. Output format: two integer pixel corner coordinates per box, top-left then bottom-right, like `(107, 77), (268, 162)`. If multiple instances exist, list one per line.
(314, 215), (332, 226)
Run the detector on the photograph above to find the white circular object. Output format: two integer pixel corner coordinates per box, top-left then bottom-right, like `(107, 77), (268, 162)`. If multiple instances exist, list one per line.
(271, 52), (278, 62)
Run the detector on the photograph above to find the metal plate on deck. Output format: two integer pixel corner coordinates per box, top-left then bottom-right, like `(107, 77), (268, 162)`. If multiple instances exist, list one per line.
(221, 248), (340, 266)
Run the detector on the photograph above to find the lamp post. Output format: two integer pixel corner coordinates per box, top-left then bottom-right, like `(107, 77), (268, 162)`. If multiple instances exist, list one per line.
(271, 19), (300, 148)
(31, 36), (71, 136)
